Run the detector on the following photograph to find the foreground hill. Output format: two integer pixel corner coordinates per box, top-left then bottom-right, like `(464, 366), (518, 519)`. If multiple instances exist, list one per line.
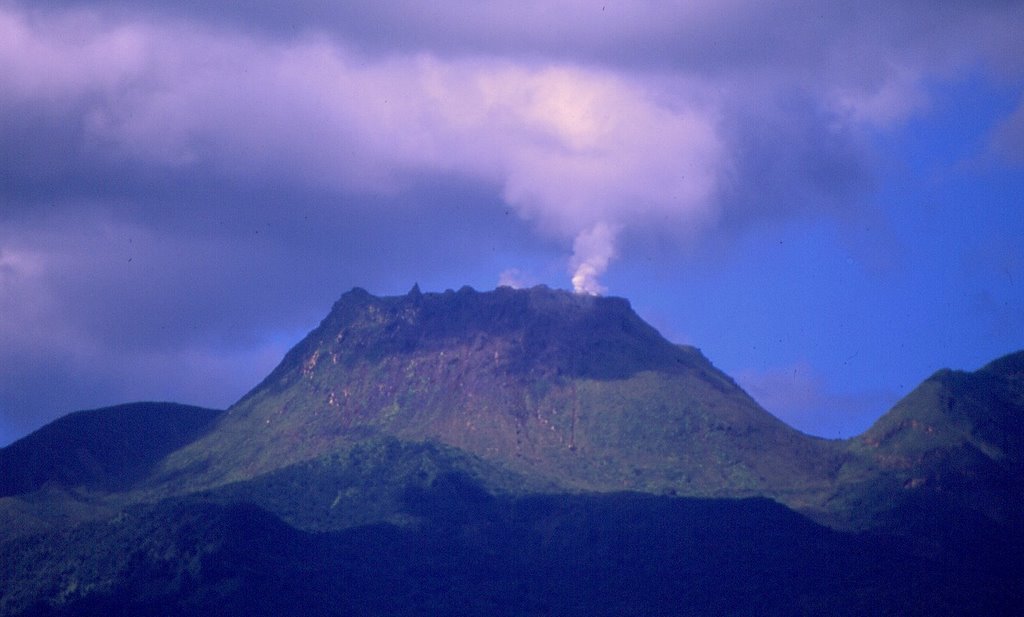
(4, 487), (1018, 617)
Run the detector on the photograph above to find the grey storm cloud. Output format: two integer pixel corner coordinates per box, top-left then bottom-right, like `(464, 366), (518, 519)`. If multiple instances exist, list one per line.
(1, 0), (1023, 441)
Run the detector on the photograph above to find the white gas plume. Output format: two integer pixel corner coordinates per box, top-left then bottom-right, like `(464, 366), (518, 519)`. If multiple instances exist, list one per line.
(498, 268), (530, 289)
(570, 222), (618, 295)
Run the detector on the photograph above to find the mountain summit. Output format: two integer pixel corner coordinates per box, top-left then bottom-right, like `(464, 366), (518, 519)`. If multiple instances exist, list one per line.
(156, 285), (835, 498)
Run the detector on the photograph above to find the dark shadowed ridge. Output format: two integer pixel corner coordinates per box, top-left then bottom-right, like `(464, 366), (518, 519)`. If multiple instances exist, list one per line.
(0, 402), (221, 496)
(5, 487), (1016, 617)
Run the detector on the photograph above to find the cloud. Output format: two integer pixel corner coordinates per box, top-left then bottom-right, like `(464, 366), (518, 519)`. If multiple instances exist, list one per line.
(5, 2), (1021, 254)
(1, 3), (731, 299)
(0, 1), (1022, 441)
(0, 6), (723, 222)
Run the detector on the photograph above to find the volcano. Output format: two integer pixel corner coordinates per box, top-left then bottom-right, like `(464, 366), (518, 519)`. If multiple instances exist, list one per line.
(1, 285), (1021, 615)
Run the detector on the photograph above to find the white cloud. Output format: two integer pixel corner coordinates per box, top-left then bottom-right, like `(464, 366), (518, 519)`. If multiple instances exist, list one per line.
(1, 6), (727, 294)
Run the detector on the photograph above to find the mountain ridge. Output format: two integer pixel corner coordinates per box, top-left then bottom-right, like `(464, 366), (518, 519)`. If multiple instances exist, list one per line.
(2, 287), (1020, 531)
(2, 285), (1022, 614)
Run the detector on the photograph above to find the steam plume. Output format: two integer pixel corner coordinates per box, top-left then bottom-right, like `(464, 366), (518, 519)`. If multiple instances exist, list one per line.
(570, 222), (618, 295)
(498, 268), (529, 289)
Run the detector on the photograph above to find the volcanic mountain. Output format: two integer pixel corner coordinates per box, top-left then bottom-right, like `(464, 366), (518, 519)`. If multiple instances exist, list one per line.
(1, 285), (1022, 615)
(152, 285), (839, 503)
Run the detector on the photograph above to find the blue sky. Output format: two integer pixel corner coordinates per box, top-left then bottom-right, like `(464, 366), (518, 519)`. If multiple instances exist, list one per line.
(1, 1), (1022, 445)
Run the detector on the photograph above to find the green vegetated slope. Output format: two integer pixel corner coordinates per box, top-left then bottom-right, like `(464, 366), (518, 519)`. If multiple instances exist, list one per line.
(2, 285), (1023, 615)
(825, 350), (1024, 532)
(152, 285), (841, 505)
